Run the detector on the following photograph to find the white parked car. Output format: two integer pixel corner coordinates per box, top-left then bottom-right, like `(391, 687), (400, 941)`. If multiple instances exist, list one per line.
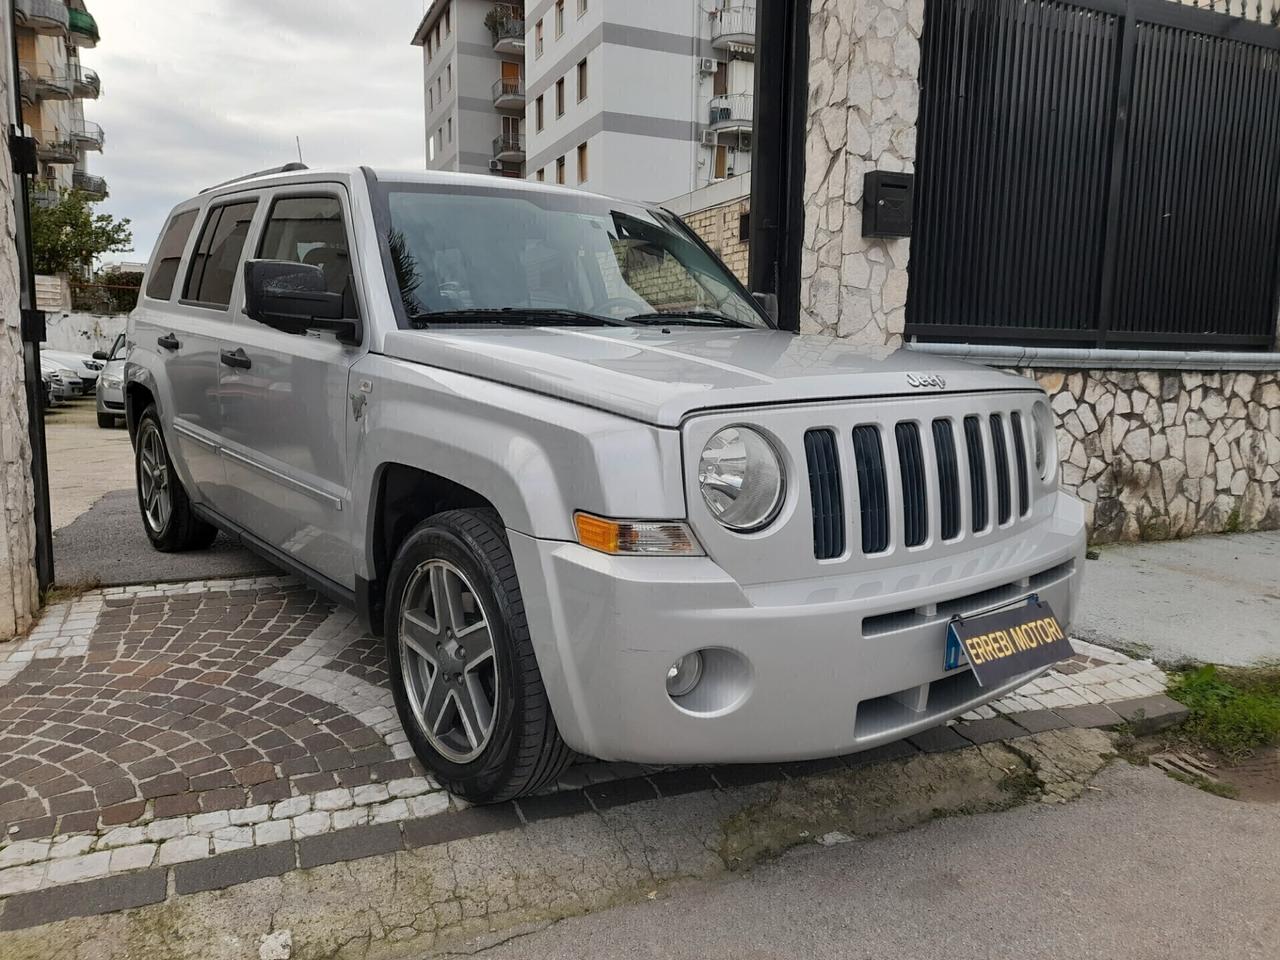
(124, 166), (1086, 802)
(43, 350), (104, 391)
(95, 333), (127, 427)
(40, 356), (85, 401)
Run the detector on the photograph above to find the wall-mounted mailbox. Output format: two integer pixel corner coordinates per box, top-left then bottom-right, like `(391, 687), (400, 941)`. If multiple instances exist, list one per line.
(862, 171), (915, 239)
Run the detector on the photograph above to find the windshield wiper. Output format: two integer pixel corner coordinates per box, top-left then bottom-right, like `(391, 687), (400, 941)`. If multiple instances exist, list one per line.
(408, 307), (630, 328)
(625, 310), (754, 328)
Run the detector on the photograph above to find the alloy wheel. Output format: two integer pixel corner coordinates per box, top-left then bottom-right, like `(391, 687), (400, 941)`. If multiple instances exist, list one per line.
(397, 559), (500, 764)
(138, 421), (172, 534)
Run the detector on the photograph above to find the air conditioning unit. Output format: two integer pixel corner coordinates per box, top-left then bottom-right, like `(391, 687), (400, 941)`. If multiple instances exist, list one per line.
(489, 159), (503, 172)
(736, 132), (753, 151)
(700, 129), (718, 148)
(698, 57), (718, 74)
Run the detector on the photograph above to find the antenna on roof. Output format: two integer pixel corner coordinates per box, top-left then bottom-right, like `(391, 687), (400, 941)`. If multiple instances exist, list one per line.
(296, 137), (304, 164)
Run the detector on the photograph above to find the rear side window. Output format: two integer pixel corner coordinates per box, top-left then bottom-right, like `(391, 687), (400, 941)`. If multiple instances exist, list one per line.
(144, 209), (197, 301)
(257, 195), (358, 316)
(183, 200), (258, 307)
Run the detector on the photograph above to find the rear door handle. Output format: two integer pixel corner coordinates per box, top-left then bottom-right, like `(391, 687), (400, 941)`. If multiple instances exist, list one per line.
(220, 348), (252, 370)
(157, 333), (180, 351)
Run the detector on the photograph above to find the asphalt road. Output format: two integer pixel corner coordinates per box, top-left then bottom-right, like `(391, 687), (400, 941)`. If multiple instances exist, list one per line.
(468, 764), (1279, 960)
(1073, 532), (1280, 666)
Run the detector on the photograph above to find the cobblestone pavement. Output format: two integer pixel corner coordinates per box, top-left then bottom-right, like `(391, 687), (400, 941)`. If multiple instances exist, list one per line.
(0, 576), (1174, 906)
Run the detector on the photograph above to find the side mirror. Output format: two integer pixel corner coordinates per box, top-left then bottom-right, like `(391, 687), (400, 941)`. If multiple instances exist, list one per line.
(752, 291), (779, 325)
(243, 260), (359, 342)
(92, 350), (109, 361)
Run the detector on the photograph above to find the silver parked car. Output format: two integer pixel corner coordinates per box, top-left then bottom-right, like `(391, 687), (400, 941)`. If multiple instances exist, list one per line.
(124, 166), (1085, 802)
(43, 349), (103, 391)
(95, 333), (127, 427)
(41, 356), (85, 401)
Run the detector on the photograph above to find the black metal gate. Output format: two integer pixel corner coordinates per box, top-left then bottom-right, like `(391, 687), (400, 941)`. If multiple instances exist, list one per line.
(908, 0), (1280, 349)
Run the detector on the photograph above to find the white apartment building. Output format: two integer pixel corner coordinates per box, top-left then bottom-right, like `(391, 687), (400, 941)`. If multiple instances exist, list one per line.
(523, 0), (755, 202)
(414, 1), (756, 203)
(412, 1), (528, 178)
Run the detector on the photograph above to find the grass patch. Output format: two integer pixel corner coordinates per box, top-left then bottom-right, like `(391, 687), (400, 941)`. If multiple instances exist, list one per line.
(1167, 664), (1280, 762)
(1164, 770), (1240, 800)
(41, 578), (102, 605)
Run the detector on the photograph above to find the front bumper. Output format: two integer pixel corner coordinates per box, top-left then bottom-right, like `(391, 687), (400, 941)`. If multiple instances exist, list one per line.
(510, 492), (1087, 764)
(97, 381), (124, 413)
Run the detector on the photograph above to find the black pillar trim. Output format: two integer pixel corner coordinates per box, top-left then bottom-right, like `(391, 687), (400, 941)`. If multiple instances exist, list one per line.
(748, 0), (811, 333)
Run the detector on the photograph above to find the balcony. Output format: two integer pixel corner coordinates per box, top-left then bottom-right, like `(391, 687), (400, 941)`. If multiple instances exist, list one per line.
(708, 93), (754, 133)
(21, 61), (74, 101)
(488, 11), (525, 55)
(73, 119), (104, 151)
(492, 75), (525, 110)
(15, 0), (70, 37)
(73, 171), (108, 199)
(492, 132), (525, 163)
(711, 6), (757, 51)
(18, 67), (36, 104)
(71, 65), (101, 99)
(31, 184), (60, 209)
(68, 7), (100, 47)
(35, 130), (77, 164)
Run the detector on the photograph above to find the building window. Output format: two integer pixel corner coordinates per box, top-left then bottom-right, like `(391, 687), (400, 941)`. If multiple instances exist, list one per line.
(556, 77), (565, 117)
(445, 4), (451, 34)
(429, 135), (436, 162)
(556, 156), (566, 184)
(429, 87), (435, 111)
(535, 19), (544, 57)
(577, 142), (588, 183)
(739, 212), (751, 243)
(447, 117), (453, 143)
(555, 0), (564, 37)
(578, 0), (587, 15)
(447, 64), (453, 91)
(536, 95), (545, 132)
(577, 59), (587, 101)
(537, 168), (546, 182)
(426, 37), (432, 62)
(435, 23), (441, 47)
(436, 77), (442, 102)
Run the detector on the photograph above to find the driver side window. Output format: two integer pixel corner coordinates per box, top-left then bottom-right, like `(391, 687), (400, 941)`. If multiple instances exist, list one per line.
(257, 196), (359, 319)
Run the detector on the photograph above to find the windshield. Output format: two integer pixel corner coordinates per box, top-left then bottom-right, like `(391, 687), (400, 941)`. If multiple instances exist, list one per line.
(371, 179), (770, 330)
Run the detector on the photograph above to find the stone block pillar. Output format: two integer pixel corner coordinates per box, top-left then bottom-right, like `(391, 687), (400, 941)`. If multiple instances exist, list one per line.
(799, 0), (923, 347)
(0, 8), (40, 639)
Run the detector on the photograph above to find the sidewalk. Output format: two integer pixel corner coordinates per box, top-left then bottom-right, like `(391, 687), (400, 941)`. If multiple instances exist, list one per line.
(1073, 530), (1280, 666)
(0, 574), (1184, 922)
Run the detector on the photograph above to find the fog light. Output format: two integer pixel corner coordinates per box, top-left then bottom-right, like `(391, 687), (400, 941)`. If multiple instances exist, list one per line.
(665, 652), (704, 698)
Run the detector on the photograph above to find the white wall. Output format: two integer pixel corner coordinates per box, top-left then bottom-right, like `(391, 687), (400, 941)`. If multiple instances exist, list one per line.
(44, 311), (126, 354)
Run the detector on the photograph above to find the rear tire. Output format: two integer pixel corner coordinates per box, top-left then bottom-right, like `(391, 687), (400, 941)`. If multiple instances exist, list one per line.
(385, 508), (572, 803)
(134, 405), (217, 552)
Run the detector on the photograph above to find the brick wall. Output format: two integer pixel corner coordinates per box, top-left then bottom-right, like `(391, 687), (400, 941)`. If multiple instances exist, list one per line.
(682, 196), (751, 285)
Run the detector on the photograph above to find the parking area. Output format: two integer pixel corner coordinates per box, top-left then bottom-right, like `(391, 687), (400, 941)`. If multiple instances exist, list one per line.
(44, 398), (270, 588)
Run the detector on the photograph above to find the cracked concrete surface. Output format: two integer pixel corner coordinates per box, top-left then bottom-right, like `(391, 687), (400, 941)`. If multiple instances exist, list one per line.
(3, 730), (1115, 960)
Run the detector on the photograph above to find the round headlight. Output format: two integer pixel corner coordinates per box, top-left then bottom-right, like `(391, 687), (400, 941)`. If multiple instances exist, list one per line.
(698, 427), (785, 531)
(1032, 400), (1056, 481)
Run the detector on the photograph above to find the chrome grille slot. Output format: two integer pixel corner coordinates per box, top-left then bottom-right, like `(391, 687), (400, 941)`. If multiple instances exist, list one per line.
(895, 422), (928, 547)
(989, 413), (1013, 525)
(1011, 410), (1031, 517)
(852, 425), (890, 554)
(932, 419), (961, 541)
(804, 429), (845, 560)
(963, 416), (988, 533)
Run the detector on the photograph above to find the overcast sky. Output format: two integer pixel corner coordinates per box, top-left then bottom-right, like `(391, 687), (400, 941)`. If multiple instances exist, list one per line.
(84, 0), (429, 264)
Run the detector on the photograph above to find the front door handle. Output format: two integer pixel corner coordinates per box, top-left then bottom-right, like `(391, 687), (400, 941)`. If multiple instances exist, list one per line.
(220, 348), (252, 370)
(157, 333), (180, 351)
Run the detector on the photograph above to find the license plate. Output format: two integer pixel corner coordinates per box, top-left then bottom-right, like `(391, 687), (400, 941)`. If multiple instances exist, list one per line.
(944, 598), (1070, 688)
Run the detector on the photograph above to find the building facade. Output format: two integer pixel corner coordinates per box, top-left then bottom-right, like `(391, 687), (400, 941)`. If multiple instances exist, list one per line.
(413, 0), (528, 178)
(16, 0), (105, 208)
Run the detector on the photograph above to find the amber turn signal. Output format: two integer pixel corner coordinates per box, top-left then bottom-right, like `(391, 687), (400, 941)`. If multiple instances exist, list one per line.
(573, 513), (703, 556)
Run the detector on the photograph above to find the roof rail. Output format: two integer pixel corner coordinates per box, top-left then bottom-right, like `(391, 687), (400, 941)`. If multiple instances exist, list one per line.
(200, 162), (308, 194)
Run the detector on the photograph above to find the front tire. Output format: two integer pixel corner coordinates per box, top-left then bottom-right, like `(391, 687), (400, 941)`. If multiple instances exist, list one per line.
(134, 405), (217, 552)
(385, 509), (571, 803)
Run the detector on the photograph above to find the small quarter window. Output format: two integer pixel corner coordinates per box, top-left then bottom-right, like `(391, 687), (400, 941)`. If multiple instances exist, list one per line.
(183, 200), (257, 308)
(145, 209), (197, 301)
(257, 195), (357, 318)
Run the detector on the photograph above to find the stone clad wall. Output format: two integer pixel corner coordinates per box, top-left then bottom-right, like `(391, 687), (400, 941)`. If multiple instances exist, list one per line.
(0, 11), (39, 640)
(1034, 368), (1280, 542)
(799, 0), (922, 346)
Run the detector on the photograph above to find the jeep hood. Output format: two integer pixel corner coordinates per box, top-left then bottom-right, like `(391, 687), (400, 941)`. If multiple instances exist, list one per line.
(381, 327), (1033, 427)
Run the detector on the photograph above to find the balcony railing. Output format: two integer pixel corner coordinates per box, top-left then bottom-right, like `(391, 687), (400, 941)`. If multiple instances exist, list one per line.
(71, 64), (101, 98)
(73, 171), (108, 199)
(492, 133), (526, 161)
(35, 130), (77, 164)
(15, 0), (69, 36)
(488, 7), (526, 53)
(711, 6), (757, 49)
(73, 119), (105, 151)
(492, 75), (525, 108)
(21, 61), (75, 101)
(31, 184), (60, 209)
(709, 93), (755, 130)
(68, 7), (100, 47)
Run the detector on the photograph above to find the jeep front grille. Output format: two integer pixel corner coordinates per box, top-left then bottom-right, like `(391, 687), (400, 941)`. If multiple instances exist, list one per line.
(804, 408), (1039, 559)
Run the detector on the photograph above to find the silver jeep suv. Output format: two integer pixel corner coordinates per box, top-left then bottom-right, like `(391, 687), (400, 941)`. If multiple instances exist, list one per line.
(125, 166), (1086, 802)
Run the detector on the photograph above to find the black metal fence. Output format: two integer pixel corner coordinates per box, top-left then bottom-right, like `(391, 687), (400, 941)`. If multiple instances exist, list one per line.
(909, 0), (1280, 349)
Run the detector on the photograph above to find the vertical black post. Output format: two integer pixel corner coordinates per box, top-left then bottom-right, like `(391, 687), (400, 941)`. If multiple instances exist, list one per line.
(749, 0), (811, 332)
(9, 2), (54, 592)
(1094, 0), (1139, 348)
